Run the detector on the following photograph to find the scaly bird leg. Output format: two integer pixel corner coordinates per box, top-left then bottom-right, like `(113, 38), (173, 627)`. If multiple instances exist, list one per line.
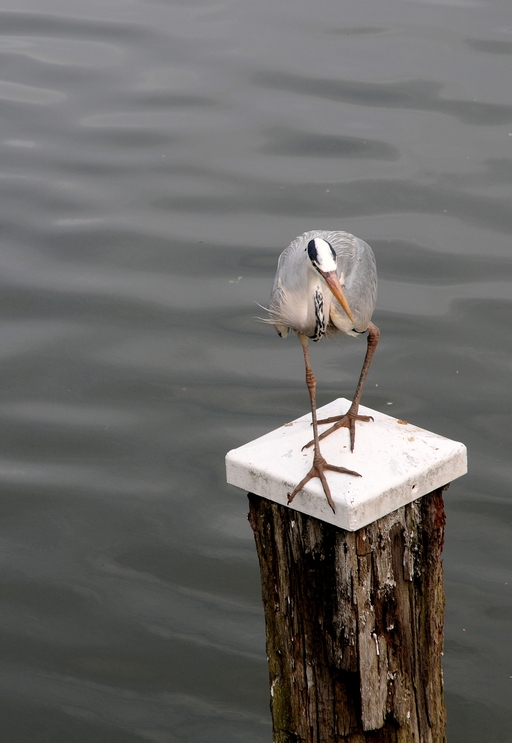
(304, 322), (380, 453)
(288, 333), (361, 513)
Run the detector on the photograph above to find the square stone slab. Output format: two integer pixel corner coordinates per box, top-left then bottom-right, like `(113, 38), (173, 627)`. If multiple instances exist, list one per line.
(225, 398), (467, 531)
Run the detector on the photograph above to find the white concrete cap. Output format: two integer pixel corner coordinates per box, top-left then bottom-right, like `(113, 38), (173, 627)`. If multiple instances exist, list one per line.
(226, 398), (467, 531)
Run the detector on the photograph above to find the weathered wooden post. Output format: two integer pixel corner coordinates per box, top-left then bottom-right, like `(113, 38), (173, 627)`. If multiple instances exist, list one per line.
(226, 398), (467, 743)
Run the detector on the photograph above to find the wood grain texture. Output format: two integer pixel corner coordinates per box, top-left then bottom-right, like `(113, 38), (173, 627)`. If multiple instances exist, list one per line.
(248, 489), (447, 743)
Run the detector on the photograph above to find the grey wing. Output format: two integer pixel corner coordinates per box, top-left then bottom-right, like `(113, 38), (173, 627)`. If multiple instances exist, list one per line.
(268, 280), (291, 337)
(330, 232), (377, 332)
(268, 242), (303, 338)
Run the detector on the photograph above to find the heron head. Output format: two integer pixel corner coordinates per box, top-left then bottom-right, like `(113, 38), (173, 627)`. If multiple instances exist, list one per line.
(307, 238), (337, 274)
(307, 239), (354, 323)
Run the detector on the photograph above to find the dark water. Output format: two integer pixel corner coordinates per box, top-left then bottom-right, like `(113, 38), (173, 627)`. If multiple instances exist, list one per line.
(1, 0), (511, 740)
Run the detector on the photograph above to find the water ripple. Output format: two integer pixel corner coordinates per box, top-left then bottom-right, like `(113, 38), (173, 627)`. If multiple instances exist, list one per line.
(259, 126), (399, 160)
(0, 80), (64, 105)
(253, 70), (512, 125)
(0, 35), (123, 68)
(155, 174), (512, 234)
(0, 459), (168, 496)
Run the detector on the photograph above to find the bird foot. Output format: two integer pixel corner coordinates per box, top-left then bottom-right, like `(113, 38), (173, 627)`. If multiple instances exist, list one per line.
(302, 409), (373, 453)
(287, 453), (361, 513)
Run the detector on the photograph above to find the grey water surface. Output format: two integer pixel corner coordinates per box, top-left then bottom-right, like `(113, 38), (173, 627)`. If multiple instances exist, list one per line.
(0, 0), (511, 740)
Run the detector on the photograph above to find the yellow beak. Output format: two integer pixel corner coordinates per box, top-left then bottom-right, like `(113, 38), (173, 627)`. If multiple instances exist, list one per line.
(323, 271), (354, 324)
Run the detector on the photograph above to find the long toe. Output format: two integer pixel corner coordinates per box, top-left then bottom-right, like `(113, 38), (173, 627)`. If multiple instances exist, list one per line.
(303, 412), (373, 450)
(317, 413), (373, 426)
(324, 463), (361, 478)
(287, 457), (361, 513)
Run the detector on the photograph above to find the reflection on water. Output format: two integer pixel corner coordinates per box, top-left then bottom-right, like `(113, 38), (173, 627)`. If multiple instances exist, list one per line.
(0, 0), (511, 740)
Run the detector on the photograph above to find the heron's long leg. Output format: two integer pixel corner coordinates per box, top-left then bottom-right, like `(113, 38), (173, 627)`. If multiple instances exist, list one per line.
(287, 333), (361, 513)
(304, 322), (380, 452)
(320, 322), (380, 449)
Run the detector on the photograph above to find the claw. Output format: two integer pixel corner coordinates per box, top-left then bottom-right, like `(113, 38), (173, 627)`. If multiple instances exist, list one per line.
(303, 410), (374, 451)
(287, 453), (361, 513)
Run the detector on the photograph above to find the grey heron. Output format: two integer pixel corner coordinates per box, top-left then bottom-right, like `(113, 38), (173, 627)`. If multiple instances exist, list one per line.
(266, 230), (379, 513)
